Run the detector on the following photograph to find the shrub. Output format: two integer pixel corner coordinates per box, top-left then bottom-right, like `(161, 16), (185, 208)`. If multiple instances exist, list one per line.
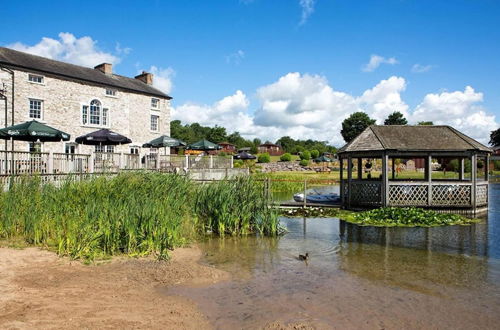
(299, 159), (309, 166)
(310, 150), (320, 159)
(300, 151), (311, 161)
(258, 153), (271, 163)
(494, 160), (500, 171)
(219, 151), (228, 157)
(233, 160), (243, 168)
(280, 153), (292, 162)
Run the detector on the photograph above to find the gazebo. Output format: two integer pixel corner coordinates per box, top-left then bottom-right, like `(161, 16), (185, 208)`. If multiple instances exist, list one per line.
(337, 125), (492, 214)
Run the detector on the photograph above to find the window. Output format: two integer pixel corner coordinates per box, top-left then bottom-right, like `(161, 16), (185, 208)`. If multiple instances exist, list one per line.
(28, 74), (44, 84)
(130, 147), (140, 154)
(150, 115), (159, 131)
(65, 143), (77, 154)
(29, 142), (42, 153)
(82, 100), (109, 126)
(29, 99), (43, 119)
(105, 89), (116, 96)
(151, 98), (159, 109)
(95, 145), (114, 153)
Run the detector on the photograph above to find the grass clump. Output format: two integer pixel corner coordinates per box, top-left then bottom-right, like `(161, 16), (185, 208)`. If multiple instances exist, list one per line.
(0, 172), (280, 261)
(346, 207), (479, 227)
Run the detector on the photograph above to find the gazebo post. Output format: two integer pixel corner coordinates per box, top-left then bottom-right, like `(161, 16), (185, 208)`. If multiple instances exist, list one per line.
(347, 155), (352, 208)
(357, 158), (362, 179)
(485, 154), (490, 181)
(471, 153), (477, 212)
(427, 154), (432, 206)
(459, 158), (464, 181)
(391, 158), (395, 180)
(382, 152), (388, 207)
(339, 156), (344, 206)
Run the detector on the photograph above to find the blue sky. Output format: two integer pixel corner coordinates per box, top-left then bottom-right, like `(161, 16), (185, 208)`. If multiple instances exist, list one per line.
(1, 0), (499, 145)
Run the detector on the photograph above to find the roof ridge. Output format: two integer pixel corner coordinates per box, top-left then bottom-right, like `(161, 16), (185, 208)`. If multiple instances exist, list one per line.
(446, 125), (492, 151)
(370, 125), (388, 149)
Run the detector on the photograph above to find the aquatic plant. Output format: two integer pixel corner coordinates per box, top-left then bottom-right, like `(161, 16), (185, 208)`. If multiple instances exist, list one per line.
(0, 172), (280, 260)
(195, 176), (280, 236)
(347, 207), (479, 227)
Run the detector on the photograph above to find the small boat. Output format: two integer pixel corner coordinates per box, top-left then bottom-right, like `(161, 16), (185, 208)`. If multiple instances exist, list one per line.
(293, 193), (340, 203)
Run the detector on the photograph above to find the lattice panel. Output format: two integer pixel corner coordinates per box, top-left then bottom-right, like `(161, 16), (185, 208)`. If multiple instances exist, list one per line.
(389, 185), (428, 206)
(432, 185), (471, 206)
(476, 184), (488, 206)
(350, 182), (381, 205)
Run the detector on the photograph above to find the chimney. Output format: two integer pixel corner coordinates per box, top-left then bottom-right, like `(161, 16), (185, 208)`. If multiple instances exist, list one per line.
(94, 63), (112, 74)
(135, 71), (153, 85)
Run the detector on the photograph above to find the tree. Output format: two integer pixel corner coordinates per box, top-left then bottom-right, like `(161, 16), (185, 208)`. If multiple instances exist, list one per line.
(384, 111), (408, 125)
(418, 121), (434, 126)
(310, 149), (320, 159)
(340, 112), (376, 143)
(490, 128), (500, 147)
(206, 125), (227, 143)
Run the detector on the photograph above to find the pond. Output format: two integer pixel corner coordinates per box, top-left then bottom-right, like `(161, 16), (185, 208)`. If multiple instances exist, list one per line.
(167, 184), (500, 329)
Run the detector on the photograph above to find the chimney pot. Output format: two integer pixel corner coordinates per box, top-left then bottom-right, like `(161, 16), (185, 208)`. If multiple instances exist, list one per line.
(94, 63), (112, 74)
(135, 72), (154, 85)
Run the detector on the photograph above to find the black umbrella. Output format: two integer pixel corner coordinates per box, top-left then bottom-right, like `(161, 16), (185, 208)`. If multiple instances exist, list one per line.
(75, 129), (132, 146)
(233, 151), (256, 160)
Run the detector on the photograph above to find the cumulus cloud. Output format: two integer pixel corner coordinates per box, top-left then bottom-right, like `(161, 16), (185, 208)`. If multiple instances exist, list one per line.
(139, 66), (175, 94)
(299, 0), (316, 25)
(411, 86), (496, 142)
(173, 73), (497, 145)
(411, 63), (434, 73)
(362, 54), (398, 72)
(226, 50), (245, 65)
(8, 32), (120, 67)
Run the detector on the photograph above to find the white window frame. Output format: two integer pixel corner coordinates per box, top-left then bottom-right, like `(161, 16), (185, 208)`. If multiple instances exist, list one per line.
(29, 98), (43, 120)
(95, 145), (115, 153)
(81, 99), (110, 128)
(150, 114), (159, 132)
(105, 88), (117, 97)
(151, 98), (160, 109)
(28, 74), (44, 85)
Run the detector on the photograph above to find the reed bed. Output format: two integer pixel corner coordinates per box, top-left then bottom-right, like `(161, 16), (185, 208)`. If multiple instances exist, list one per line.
(0, 172), (279, 260)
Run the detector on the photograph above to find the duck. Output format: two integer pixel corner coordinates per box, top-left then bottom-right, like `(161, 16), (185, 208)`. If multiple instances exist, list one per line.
(298, 253), (309, 261)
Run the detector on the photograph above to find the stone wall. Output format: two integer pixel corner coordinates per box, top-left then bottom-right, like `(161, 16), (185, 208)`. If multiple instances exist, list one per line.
(0, 68), (170, 156)
(259, 161), (315, 173)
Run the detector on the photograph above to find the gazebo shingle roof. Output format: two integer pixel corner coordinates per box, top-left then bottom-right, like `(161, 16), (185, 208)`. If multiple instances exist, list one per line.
(338, 125), (492, 153)
(0, 47), (171, 99)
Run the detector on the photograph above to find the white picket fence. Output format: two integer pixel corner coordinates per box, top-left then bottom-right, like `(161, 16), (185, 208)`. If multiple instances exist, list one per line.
(0, 151), (233, 176)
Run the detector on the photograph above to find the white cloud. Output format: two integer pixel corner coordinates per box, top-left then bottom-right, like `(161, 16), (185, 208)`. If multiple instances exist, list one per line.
(411, 63), (433, 73)
(226, 50), (245, 65)
(8, 32), (120, 67)
(139, 66), (175, 94)
(173, 73), (497, 145)
(299, 0), (315, 25)
(362, 54), (398, 72)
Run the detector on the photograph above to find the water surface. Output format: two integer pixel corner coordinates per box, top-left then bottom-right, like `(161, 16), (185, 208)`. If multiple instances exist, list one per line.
(168, 184), (500, 329)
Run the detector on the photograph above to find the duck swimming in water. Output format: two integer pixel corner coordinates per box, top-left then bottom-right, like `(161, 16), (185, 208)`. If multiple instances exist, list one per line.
(298, 253), (309, 261)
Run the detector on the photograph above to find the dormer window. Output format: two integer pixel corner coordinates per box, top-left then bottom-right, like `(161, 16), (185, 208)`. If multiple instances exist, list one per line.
(151, 98), (159, 109)
(28, 74), (44, 84)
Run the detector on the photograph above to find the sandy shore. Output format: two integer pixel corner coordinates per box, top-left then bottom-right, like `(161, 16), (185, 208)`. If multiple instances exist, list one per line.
(0, 246), (229, 329)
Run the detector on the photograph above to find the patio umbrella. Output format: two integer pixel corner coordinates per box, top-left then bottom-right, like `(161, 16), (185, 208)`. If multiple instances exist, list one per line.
(75, 129), (132, 146)
(0, 120), (70, 142)
(233, 151), (256, 160)
(188, 139), (222, 151)
(143, 135), (187, 156)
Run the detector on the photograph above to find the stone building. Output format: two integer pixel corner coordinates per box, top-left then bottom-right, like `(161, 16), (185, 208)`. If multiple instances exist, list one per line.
(0, 47), (171, 156)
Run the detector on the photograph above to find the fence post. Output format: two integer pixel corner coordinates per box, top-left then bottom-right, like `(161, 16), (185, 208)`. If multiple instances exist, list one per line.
(185, 154), (189, 169)
(89, 152), (95, 173)
(156, 153), (160, 171)
(303, 179), (307, 208)
(209, 155), (213, 169)
(120, 152), (124, 171)
(230, 156), (234, 169)
(48, 151), (54, 174)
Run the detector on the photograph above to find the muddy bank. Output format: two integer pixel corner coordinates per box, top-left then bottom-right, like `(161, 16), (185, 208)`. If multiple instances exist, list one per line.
(0, 246), (228, 329)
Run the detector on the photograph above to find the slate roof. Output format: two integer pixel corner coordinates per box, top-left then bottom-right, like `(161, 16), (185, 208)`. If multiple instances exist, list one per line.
(0, 47), (171, 99)
(338, 125), (492, 154)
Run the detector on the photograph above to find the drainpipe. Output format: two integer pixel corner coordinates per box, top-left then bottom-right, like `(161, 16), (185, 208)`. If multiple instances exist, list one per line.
(0, 67), (14, 151)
